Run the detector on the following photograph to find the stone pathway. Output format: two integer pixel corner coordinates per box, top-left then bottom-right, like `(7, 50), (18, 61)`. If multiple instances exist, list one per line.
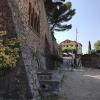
(59, 68), (100, 100)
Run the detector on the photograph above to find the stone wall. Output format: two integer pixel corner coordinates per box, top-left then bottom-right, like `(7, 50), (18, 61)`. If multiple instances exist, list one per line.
(0, 1), (30, 99)
(82, 54), (100, 68)
(8, 0), (41, 100)
(0, 0), (16, 38)
(0, 0), (54, 100)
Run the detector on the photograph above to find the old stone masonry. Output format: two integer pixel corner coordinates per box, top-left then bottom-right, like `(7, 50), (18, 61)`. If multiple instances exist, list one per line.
(0, 0), (57, 100)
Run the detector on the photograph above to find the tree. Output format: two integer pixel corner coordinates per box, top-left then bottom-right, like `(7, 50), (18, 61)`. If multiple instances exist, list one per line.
(94, 40), (100, 53)
(62, 48), (76, 54)
(45, 0), (75, 33)
(88, 41), (92, 54)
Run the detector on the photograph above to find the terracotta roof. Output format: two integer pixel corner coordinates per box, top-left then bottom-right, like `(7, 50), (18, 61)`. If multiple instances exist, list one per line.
(59, 39), (82, 46)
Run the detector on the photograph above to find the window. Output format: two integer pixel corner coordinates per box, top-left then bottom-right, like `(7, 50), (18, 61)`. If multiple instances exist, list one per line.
(37, 16), (39, 32)
(31, 13), (33, 27)
(76, 44), (78, 47)
(67, 40), (70, 43)
(66, 45), (68, 47)
(29, 2), (32, 25)
(35, 16), (38, 32)
(32, 9), (34, 27)
(70, 45), (73, 47)
(34, 13), (36, 30)
(28, 2), (40, 36)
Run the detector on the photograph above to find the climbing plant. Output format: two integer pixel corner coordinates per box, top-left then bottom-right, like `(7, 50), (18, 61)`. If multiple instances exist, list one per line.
(0, 32), (20, 75)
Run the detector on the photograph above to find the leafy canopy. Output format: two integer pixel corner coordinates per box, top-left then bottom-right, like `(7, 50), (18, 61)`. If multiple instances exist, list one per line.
(63, 48), (76, 53)
(94, 40), (100, 52)
(45, 0), (75, 32)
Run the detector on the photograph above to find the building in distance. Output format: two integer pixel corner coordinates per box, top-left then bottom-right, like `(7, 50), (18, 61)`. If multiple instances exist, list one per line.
(59, 39), (82, 55)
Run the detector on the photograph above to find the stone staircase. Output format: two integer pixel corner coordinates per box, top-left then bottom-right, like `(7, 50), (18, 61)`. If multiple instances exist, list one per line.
(37, 68), (64, 98)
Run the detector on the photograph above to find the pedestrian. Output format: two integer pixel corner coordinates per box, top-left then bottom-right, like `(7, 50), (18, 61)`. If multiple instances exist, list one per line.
(74, 59), (76, 69)
(70, 62), (74, 71)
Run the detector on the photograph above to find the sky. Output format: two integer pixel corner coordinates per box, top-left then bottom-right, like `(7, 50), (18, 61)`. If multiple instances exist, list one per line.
(54, 0), (100, 54)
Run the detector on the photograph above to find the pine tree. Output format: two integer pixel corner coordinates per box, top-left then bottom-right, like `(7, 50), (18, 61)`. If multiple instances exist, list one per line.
(88, 41), (92, 54)
(45, 0), (75, 33)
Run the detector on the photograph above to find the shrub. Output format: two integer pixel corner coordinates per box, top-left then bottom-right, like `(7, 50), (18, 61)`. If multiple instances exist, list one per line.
(0, 33), (20, 76)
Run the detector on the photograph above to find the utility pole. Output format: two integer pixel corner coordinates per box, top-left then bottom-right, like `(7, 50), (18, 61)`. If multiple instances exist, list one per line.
(76, 28), (78, 54)
(74, 28), (78, 68)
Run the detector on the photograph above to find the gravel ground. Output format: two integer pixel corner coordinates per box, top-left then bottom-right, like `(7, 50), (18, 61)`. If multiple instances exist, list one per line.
(58, 57), (100, 100)
(59, 68), (100, 100)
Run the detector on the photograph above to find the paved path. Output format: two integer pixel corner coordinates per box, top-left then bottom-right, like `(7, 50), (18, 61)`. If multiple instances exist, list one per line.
(59, 58), (100, 100)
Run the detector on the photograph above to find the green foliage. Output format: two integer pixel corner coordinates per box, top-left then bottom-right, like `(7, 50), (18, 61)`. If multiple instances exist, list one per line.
(88, 50), (92, 54)
(0, 33), (20, 75)
(63, 48), (76, 53)
(94, 40), (100, 52)
(50, 54), (63, 63)
(45, 0), (75, 32)
(50, 54), (63, 69)
(96, 50), (100, 53)
(90, 49), (95, 54)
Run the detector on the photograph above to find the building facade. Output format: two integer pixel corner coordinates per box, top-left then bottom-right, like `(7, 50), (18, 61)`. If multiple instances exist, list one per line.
(59, 40), (82, 54)
(0, 0), (55, 100)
